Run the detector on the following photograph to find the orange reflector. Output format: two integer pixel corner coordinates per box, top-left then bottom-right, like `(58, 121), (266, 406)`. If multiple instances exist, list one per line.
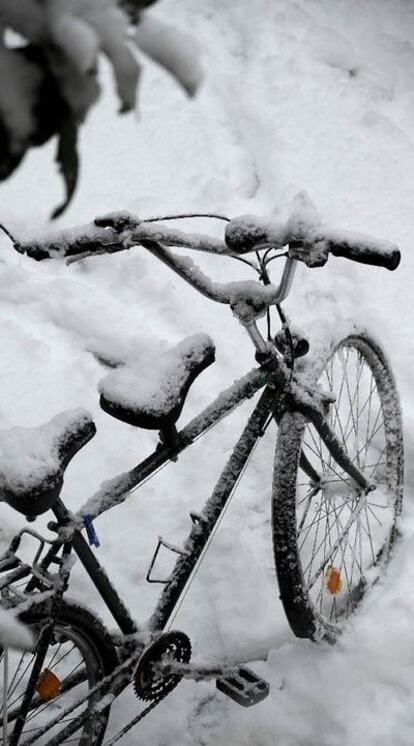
(36, 669), (61, 700)
(325, 566), (342, 594)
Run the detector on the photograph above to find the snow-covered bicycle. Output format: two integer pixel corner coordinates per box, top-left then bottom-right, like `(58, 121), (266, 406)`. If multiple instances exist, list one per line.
(0, 196), (404, 744)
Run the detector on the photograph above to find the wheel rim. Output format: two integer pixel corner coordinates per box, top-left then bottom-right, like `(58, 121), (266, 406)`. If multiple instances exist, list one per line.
(297, 337), (402, 625)
(0, 621), (105, 745)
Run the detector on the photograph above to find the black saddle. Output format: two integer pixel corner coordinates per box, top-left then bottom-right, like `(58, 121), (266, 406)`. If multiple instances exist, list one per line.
(0, 410), (96, 518)
(99, 333), (215, 432)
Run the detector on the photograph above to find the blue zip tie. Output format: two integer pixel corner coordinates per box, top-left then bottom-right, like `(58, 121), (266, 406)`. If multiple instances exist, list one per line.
(83, 513), (100, 548)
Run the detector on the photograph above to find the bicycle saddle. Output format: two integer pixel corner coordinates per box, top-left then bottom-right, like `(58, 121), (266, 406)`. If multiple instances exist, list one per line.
(99, 333), (215, 431)
(0, 409), (96, 518)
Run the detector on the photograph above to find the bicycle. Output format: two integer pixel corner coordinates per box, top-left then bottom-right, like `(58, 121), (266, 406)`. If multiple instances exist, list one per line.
(0, 194), (404, 744)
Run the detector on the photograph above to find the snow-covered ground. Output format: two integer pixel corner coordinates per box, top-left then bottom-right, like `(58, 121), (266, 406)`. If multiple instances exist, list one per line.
(1, 0), (414, 743)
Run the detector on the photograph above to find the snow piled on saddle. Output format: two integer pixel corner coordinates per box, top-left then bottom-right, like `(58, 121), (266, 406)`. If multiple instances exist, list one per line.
(99, 333), (214, 417)
(0, 409), (92, 496)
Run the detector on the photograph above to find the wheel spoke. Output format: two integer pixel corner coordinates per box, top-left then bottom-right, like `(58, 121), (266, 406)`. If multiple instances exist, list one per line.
(274, 335), (403, 638)
(1, 609), (114, 745)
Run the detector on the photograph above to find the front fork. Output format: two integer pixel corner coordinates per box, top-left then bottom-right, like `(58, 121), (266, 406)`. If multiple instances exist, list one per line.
(289, 382), (376, 494)
(244, 319), (373, 492)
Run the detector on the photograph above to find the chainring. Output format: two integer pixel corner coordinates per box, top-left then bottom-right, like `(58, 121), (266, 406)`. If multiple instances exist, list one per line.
(133, 631), (192, 702)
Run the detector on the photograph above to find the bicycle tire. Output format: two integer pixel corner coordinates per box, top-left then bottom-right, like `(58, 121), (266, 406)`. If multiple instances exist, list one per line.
(272, 332), (404, 642)
(0, 600), (118, 746)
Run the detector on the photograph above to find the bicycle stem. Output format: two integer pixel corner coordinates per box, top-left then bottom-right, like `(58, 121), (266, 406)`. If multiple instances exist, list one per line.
(140, 237), (298, 320)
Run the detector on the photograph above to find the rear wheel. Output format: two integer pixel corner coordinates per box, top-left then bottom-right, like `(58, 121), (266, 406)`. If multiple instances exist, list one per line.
(0, 601), (117, 745)
(272, 333), (404, 641)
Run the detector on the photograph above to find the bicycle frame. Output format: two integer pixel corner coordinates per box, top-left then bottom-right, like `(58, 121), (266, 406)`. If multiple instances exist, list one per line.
(40, 336), (373, 642)
(2, 231), (388, 745)
(48, 364), (278, 636)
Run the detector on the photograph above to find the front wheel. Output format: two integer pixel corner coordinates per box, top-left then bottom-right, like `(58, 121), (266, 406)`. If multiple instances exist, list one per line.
(0, 601), (118, 746)
(272, 332), (404, 641)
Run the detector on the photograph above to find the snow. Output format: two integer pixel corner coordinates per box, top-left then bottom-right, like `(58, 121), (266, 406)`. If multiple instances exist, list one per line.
(16, 217), (229, 257)
(0, 408), (93, 511)
(16, 222), (124, 260)
(1, 0), (414, 744)
(99, 332), (214, 421)
(0, 606), (33, 650)
(225, 213), (288, 252)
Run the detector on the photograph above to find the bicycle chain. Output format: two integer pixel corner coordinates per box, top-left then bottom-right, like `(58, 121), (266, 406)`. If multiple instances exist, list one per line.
(103, 697), (163, 746)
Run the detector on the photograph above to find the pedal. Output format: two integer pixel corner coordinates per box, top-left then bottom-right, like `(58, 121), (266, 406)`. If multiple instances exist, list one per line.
(216, 666), (269, 707)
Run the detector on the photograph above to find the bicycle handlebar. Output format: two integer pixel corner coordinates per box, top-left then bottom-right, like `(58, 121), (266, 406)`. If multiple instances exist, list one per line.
(325, 229), (400, 271)
(13, 216), (229, 261)
(224, 216), (401, 271)
(14, 207), (400, 272)
(11, 208), (400, 326)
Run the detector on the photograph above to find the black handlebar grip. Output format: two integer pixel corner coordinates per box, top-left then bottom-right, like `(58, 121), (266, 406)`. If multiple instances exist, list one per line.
(225, 216), (288, 254)
(326, 231), (401, 271)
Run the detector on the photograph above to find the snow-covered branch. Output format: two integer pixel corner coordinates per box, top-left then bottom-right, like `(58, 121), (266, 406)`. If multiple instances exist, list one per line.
(0, 1), (203, 216)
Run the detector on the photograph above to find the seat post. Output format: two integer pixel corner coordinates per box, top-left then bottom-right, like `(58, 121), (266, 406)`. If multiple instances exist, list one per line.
(159, 424), (180, 452)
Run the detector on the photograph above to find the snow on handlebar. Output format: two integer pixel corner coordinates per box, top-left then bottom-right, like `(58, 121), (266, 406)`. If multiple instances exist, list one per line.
(13, 213), (230, 260)
(225, 214), (400, 271)
(13, 201), (400, 272)
(11, 211), (295, 323)
(13, 224), (124, 261)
